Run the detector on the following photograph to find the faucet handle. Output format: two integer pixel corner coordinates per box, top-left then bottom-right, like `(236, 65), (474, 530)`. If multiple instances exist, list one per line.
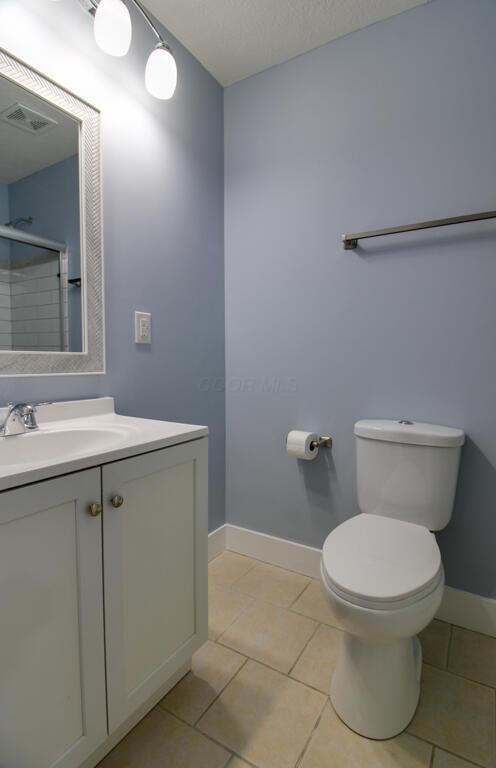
(22, 404), (38, 431)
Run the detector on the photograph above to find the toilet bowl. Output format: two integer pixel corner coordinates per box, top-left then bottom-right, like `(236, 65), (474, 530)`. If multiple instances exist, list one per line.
(320, 419), (464, 740)
(320, 513), (444, 739)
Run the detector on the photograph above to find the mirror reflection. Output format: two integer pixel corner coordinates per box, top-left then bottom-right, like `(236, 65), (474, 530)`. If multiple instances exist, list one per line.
(0, 75), (82, 352)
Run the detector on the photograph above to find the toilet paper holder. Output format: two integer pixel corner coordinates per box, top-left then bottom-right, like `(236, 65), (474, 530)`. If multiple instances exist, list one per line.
(310, 435), (333, 451)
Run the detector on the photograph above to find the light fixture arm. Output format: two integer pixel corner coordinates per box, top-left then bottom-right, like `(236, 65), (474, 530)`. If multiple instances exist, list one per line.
(129, 0), (162, 45)
(83, 0), (98, 13)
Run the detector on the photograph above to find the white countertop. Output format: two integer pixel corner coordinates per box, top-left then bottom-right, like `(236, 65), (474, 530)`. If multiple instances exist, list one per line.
(0, 397), (208, 492)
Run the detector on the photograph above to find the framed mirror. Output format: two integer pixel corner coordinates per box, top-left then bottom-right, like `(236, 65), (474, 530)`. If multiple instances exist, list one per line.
(0, 49), (104, 375)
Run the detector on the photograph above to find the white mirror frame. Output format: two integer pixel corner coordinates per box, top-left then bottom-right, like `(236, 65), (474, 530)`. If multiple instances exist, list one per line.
(0, 49), (104, 376)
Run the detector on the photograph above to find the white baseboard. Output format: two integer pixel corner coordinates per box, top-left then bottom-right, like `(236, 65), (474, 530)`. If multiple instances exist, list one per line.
(437, 586), (496, 638)
(209, 523), (496, 637)
(208, 524), (226, 561)
(225, 524), (321, 578)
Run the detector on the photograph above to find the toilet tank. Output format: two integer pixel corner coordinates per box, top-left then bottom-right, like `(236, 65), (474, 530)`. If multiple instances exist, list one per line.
(355, 420), (465, 530)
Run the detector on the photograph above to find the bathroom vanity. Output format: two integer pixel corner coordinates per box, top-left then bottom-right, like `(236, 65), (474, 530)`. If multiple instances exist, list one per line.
(0, 397), (208, 768)
(0, 49), (208, 768)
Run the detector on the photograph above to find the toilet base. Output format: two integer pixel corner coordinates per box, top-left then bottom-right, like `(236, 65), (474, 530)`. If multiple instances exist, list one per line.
(330, 632), (422, 739)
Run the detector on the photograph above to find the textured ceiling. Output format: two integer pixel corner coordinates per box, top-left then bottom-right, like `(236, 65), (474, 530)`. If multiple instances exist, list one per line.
(142, 0), (430, 86)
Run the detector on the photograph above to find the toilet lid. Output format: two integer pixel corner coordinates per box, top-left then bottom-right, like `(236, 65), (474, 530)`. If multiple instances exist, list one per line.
(322, 514), (442, 605)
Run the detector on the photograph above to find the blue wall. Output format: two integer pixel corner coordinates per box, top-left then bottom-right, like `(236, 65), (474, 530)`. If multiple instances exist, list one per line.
(224, 0), (496, 597)
(9, 155), (82, 351)
(0, 0), (225, 531)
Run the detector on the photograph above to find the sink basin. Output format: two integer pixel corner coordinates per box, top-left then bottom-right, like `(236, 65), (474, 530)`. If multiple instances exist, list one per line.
(0, 427), (128, 468)
(0, 397), (208, 491)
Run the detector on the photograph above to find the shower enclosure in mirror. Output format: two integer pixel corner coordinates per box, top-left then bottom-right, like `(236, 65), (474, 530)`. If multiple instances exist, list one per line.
(0, 49), (104, 375)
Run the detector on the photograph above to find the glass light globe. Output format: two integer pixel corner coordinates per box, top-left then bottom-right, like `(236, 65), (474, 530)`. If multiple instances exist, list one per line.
(94, 0), (132, 57)
(145, 44), (177, 100)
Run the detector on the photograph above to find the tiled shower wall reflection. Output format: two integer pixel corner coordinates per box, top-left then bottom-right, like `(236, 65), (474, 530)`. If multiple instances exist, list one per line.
(0, 266), (12, 348)
(0, 252), (67, 351)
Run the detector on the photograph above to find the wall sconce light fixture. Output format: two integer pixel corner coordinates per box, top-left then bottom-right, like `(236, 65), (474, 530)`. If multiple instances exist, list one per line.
(80, 0), (177, 99)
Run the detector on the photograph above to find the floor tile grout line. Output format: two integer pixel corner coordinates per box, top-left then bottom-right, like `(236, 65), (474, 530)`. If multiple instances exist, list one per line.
(286, 578), (345, 630)
(153, 708), (236, 763)
(214, 633), (293, 675)
(193, 655), (251, 728)
(433, 744), (488, 768)
(158, 691), (258, 767)
(193, 656), (251, 729)
(449, 620), (496, 639)
(212, 591), (256, 644)
(287, 620), (322, 677)
(288, 602), (343, 632)
(407, 694), (495, 765)
(195, 712), (262, 767)
(224, 558), (260, 590)
(442, 668), (496, 690)
(286, 575), (313, 610)
(294, 696), (328, 768)
(422, 661), (496, 693)
(225, 752), (258, 768)
(406, 727), (492, 768)
(288, 579), (315, 612)
(158, 648), (249, 728)
(445, 622), (454, 670)
(428, 744), (435, 768)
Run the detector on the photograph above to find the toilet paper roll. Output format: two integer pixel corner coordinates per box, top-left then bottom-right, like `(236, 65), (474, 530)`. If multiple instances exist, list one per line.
(286, 430), (319, 460)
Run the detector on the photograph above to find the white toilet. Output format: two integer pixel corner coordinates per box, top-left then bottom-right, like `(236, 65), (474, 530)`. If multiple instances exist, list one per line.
(320, 419), (465, 740)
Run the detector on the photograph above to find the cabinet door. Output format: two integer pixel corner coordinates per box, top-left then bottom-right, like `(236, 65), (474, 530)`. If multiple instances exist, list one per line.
(103, 439), (208, 732)
(0, 470), (107, 768)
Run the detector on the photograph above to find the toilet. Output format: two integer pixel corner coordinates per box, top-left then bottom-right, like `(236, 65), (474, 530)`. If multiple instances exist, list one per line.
(320, 419), (465, 740)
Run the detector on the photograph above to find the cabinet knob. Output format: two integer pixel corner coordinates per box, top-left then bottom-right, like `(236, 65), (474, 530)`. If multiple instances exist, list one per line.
(111, 495), (124, 508)
(88, 502), (102, 517)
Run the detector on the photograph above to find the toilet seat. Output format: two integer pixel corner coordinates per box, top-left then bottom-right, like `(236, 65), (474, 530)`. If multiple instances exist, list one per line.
(322, 514), (442, 610)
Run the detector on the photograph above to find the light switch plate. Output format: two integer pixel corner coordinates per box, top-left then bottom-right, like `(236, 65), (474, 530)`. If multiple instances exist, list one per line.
(135, 311), (151, 344)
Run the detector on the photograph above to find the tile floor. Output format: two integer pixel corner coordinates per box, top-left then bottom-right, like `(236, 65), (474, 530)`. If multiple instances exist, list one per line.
(99, 551), (496, 768)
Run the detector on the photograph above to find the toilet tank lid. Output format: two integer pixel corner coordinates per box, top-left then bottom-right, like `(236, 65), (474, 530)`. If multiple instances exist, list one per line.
(354, 419), (465, 447)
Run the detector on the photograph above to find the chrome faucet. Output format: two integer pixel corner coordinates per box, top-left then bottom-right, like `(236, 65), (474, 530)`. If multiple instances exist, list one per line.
(0, 403), (39, 437)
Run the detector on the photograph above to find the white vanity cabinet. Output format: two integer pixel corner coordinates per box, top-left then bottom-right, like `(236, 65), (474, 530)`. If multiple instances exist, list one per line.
(0, 434), (208, 768)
